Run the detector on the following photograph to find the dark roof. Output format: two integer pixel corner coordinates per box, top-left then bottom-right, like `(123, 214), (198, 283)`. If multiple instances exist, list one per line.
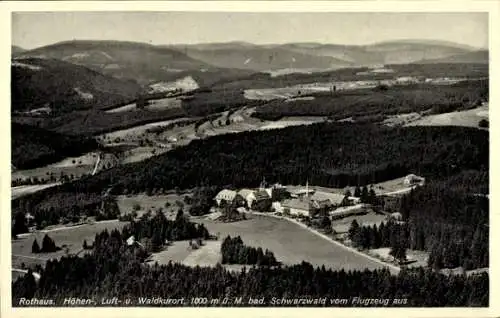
(254, 190), (270, 200)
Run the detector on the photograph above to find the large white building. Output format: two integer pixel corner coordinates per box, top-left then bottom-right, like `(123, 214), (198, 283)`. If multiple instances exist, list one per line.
(215, 189), (237, 206)
(237, 189), (257, 208)
(280, 198), (312, 217)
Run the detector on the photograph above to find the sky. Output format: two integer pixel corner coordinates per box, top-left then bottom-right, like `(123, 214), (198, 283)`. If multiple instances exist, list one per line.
(12, 12), (488, 50)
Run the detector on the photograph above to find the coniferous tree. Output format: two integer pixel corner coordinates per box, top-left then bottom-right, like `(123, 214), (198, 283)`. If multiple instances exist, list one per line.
(354, 186), (362, 198)
(348, 220), (360, 241)
(361, 186), (369, 203)
(41, 234), (57, 253)
(32, 239), (40, 254)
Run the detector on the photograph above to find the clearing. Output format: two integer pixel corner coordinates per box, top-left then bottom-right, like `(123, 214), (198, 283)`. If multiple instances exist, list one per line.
(12, 220), (128, 269)
(11, 183), (61, 200)
(331, 212), (388, 234)
(368, 247), (429, 268)
(258, 117), (326, 131)
(405, 105), (488, 129)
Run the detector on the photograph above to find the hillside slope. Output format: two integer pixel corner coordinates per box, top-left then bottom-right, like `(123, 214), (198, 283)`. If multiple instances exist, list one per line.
(11, 122), (99, 169)
(19, 40), (218, 84)
(11, 57), (142, 114)
(415, 50), (488, 64)
(181, 46), (354, 71)
(175, 40), (479, 70)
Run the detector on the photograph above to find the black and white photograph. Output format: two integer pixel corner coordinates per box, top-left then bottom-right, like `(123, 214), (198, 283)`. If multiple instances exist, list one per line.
(2, 1), (498, 315)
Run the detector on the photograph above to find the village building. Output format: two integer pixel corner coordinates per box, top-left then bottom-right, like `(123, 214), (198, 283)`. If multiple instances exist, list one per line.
(329, 204), (367, 220)
(389, 212), (403, 221)
(403, 174), (425, 186)
(251, 189), (273, 211)
(281, 198), (312, 217)
(236, 189), (256, 208)
(310, 191), (345, 206)
(215, 189), (237, 206)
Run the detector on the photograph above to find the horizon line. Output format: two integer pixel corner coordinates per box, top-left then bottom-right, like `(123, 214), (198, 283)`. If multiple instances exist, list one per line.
(13, 38), (488, 51)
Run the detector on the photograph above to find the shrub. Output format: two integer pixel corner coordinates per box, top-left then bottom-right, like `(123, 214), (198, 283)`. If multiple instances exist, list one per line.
(478, 119), (489, 128)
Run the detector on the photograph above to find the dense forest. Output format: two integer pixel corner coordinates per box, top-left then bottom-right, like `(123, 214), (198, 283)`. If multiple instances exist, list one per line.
(12, 226), (489, 307)
(11, 122), (99, 169)
(349, 182), (489, 270)
(11, 57), (141, 114)
(62, 124), (488, 193)
(252, 80), (488, 122)
(221, 236), (279, 266)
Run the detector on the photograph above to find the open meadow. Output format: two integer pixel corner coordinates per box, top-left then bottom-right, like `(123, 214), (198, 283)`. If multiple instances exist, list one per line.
(194, 214), (390, 272)
(406, 104), (488, 129)
(12, 220), (128, 269)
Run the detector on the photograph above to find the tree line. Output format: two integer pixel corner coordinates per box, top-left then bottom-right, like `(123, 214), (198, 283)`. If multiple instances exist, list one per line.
(12, 225), (488, 307)
(221, 236), (278, 266)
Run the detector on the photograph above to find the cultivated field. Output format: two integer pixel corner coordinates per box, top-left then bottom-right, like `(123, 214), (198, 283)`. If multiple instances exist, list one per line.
(12, 220), (128, 269)
(195, 215), (389, 271)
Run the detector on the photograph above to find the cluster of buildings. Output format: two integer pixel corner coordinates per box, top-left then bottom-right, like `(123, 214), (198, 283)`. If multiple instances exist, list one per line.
(214, 180), (365, 219)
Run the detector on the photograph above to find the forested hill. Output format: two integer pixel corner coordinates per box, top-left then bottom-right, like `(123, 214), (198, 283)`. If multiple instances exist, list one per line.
(49, 123), (487, 195)
(12, 123), (99, 169)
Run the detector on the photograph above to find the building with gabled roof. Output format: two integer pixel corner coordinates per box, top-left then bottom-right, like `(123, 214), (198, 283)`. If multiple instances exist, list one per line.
(237, 189), (257, 208)
(281, 198), (312, 217)
(215, 189), (237, 206)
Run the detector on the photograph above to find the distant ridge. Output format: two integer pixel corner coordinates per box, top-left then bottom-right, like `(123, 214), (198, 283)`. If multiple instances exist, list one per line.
(19, 39), (489, 75)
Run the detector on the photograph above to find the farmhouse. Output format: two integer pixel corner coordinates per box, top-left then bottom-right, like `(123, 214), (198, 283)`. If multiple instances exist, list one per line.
(251, 189), (273, 211)
(310, 191), (345, 206)
(329, 204), (367, 220)
(237, 189), (257, 208)
(215, 189), (237, 206)
(389, 212), (403, 221)
(281, 198), (312, 217)
(403, 174), (425, 186)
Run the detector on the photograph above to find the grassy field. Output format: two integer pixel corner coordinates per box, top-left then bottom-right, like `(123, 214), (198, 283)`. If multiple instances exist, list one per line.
(406, 105), (488, 129)
(11, 183), (61, 200)
(194, 215), (388, 271)
(98, 117), (191, 142)
(12, 220), (128, 269)
(116, 194), (191, 218)
(331, 212), (388, 234)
